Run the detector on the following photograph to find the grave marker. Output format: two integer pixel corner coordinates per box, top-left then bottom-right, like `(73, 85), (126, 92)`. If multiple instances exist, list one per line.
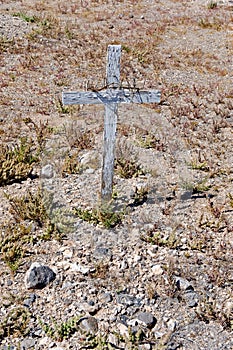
(62, 45), (161, 202)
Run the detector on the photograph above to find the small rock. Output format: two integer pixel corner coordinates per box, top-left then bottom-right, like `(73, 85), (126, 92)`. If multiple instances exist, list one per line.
(94, 246), (112, 259)
(139, 344), (151, 350)
(24, 262), (56, 289)
(39, 337), (50, 346)
(62, 249), (73, 258)
(78, 317), (98, 334)
(117, 322), (128, 337)
(24, 293), (36, 307)
(99, 292), (113, 304)
(134, 254), (142, 262)
(41, 164), (55, 179)
(135, 312), (157, 329)
(20, 338), (36, 349)
(70, 263), (90, 275)
(116, 293), (141, 307)
(108, 333), (119, 347)
(151, 264), (164, 276)
(183, 291), (199, 307)
(167, 319), (176, 331)
(120, 260), (128, 270)
(174, 277), (193, 291)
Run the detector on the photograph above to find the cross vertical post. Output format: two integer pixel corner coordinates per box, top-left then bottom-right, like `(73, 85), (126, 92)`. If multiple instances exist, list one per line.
(62, 44), (161, 203)
(101, 45), (121, 202)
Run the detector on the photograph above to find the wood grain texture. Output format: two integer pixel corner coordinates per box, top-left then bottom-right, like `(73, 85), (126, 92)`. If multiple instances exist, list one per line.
(62, 44), (161, 202)
(62, 89), (161, 105)
(101, 45), (121, 202)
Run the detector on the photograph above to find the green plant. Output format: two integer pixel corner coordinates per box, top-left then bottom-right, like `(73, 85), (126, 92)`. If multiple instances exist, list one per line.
(115, 157), (145, 179)
(207, 1), (218, 9)
(56, 98), (73, 114)
(74, 205), (124, 229)
(140, 225), (180, 249)
(136, 131), (166, 151)
(79, 334), (109, 349)
(12, 12), (38, 23)
(5, 188), (48, 226)
(196, 296), (233, 330)
(0, 307), (30, 340)
(39, 316), (81, 341)
(5, 187), (73, 240)
(130, 186), (148, 206)
(2, 244), (25, 273)
(183, 179), (211, 194)
(23, 117), (53, 152)
(228, 193), (233, 208)
(190, 160), (209, 171)
(115, 138), (145, 179)
(62, 151), (82, 175)
(0, 36), (14, 53)
(0, 137), (39, 186)
(0, 223), (35, 272)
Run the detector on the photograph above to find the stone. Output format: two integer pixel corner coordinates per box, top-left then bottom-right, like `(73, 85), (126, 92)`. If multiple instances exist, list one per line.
(24, 262), (56, 289)
(116, 293), (142, 307)
(20, 338), (36, 349)
(117, 322), (128, 337)
(135, 312), (157, 329)
(174, 277), (194, 291)
(183, 290), (199, 307)
(78, 317), (98, 334)
(93, 246), (112, 259)
(99, 292), (113, 304)
(70, 263), (90, 275)
(151, 264), (164, 276)
(23, 293), (36, 307)
(41, 164), (55, 179)
(167, 319), (176, 331)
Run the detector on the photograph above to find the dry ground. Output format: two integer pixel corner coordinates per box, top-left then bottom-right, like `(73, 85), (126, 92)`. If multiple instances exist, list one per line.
(0, 0), (233, 349)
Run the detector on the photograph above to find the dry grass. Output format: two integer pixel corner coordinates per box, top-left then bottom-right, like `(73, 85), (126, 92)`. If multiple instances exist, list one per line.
(0, 0), (232, 347)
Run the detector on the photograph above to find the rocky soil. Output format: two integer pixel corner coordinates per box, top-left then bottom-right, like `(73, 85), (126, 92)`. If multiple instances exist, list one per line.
(0, 0), (233, 349)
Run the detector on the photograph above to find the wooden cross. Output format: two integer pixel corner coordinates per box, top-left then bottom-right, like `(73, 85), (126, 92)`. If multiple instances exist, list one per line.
(62, 45), (160, 203)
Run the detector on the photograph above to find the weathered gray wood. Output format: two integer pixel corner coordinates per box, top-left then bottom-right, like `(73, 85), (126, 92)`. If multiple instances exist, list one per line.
(101, 45), (121, 202)
(62, 44), (161, 203)
(62, 89), (161, 105)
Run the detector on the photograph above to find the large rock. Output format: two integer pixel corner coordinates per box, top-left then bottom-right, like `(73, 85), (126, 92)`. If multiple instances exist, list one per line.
(25, 262), (56, 289)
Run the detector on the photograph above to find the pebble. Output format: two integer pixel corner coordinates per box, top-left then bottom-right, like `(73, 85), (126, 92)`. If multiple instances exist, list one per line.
(117, 322), (128, 337)
(20, 338), (36, 349)
(24, 262), (56, 289)
(183, 290), (199, 308)
(134, 312), (157, 329)
(99, 292), (113, 303)
(70, 263), (90, 275)
(41, 164), (55, 179)
(116, 293), (142, 307)
(78, 317), (98, 334)
(174, 277), (194, 291)
(151, 264), (164, 276)
(23, 293), (36, 307)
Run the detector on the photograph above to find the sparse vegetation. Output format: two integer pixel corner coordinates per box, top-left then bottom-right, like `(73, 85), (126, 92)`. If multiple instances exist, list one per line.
(0, 0), (232, 348)
(74, 205), (124, 229)
(0, 307), (30, 340)
(115, 139), (145, 178)
(39, 316), (81, 342)
(0, 137), (39, 186)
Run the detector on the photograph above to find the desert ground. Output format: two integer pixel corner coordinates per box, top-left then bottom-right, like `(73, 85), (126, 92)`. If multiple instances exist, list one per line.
(0, 0), (232, 349)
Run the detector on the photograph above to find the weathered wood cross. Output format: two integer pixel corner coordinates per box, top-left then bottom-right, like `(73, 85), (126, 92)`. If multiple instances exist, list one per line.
(62, 45), (160, 203)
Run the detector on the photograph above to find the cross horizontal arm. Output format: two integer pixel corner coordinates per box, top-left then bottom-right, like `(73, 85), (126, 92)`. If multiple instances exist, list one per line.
(62, 89), (161, 105)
